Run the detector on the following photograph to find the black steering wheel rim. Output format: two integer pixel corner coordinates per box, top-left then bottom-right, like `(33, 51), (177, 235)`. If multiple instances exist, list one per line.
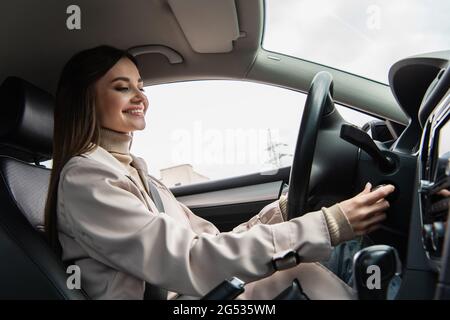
(287, 71), (335, 220)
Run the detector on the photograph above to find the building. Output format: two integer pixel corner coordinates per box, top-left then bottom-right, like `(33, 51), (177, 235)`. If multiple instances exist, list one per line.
(160, 164), (209, 187)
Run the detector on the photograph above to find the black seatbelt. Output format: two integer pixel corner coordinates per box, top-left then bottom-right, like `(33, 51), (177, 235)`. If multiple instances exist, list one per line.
(143, 178), (168, 300)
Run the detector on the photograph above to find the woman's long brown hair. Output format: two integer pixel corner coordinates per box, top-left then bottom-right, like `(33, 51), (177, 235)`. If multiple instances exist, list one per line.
(44, 45), (138, 254)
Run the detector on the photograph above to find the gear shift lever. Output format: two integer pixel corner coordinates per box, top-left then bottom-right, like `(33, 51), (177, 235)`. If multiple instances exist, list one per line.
(352, 245), (401, 300)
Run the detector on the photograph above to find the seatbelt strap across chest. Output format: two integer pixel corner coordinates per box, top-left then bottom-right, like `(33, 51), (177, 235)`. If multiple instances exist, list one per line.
(147, 178), (165, 214)
(144, 177), (168, 300)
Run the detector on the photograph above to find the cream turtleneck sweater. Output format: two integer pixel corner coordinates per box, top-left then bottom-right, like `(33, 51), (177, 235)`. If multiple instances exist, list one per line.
(98, 127), (147, 194)
(97, 127), (353, 246)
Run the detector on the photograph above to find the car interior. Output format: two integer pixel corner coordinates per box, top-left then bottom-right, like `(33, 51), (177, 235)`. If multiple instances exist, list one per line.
(0, 0), (449, 300)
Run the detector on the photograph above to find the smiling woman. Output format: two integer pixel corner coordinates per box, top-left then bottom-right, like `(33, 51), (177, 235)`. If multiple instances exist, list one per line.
(42, 45), (395, 300)
(44, 46), (141, 251)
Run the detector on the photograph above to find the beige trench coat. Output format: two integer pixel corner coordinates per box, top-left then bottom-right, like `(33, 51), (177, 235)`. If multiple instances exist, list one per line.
(57, 146), (354, 300)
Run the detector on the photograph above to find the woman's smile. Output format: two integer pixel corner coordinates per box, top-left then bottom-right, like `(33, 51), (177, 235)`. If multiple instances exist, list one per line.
(122, 106), (145, 117)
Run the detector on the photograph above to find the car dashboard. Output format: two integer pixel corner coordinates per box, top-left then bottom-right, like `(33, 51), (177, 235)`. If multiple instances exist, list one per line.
(394, 54), (450, 299)
(418, 84), (449, 271)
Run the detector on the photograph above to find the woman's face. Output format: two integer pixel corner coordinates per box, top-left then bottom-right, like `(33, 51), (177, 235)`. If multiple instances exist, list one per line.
(94, 57), (148, 133)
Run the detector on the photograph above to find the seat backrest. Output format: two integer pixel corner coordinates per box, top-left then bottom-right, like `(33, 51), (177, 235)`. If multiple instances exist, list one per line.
(0, 77), (87, 299)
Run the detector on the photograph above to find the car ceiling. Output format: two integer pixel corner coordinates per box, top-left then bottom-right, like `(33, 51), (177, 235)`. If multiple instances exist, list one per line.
(0, 0), (261, 93)
(1, 0), (409, 125)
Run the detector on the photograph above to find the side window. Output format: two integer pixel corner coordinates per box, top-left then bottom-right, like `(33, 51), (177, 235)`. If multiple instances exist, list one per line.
(335, 105), (379, 128)
(133, 81), (304, 187)
(133, 80), (379, 188)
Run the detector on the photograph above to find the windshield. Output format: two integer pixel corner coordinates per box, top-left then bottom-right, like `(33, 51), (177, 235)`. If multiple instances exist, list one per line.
(263, 0), (450, 84)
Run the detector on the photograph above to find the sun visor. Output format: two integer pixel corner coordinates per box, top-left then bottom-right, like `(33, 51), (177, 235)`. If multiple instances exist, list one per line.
(168, 0), (241, 53)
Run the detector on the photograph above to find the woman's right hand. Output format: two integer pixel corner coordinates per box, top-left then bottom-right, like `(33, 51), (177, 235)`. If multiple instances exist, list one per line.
(339, 183), (395, 236)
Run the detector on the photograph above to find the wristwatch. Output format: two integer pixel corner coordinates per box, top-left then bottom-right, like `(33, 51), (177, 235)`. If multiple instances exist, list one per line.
(272, 249), (300, 271)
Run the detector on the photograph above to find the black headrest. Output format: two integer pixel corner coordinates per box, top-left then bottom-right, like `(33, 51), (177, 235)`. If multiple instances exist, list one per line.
(0, 77), (54, 163)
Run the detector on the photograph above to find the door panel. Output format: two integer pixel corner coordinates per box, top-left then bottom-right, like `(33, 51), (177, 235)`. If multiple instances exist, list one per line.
(170, 167), (289, 231)
(190, 200), (276, 232)
(176, 181), (283, 208)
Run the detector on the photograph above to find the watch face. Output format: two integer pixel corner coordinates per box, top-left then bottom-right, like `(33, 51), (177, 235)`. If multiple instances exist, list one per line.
(272, 249), (299, 271)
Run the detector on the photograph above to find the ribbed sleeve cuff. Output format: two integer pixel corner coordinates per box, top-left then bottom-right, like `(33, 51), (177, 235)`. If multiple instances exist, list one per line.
(322, 204), (355, 246)
(279, 194), (288, 221)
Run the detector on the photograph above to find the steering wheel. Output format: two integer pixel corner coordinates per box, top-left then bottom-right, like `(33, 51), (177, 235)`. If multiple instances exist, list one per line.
(287, 71), (335, 220)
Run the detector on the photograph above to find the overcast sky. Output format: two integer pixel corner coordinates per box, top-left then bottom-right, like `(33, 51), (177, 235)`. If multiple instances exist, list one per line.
(132, 0), (450, 182)
(264, 0), (450, 83)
